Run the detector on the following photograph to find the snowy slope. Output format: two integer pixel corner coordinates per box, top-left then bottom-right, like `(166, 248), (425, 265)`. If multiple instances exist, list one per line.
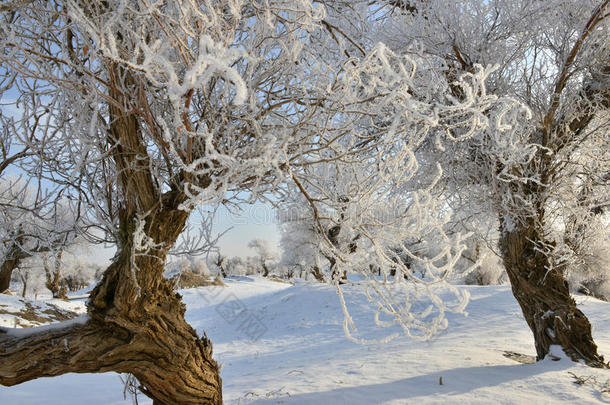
(1, 277), (609, 404)
(0, 293), (85, 328)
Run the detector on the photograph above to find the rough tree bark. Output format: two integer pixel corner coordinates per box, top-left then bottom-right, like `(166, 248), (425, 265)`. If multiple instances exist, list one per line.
(499, 217), (606, 367)
(0, 219), (223, 404)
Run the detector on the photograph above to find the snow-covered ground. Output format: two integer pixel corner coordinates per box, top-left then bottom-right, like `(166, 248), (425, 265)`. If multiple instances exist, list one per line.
(1, 277), (609, 404)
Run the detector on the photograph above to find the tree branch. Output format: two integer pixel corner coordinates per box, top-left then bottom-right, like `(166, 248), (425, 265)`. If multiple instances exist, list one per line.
(543, 1), (609, 147)
(0, 317), (129, 386)
(385, 0), (421, 15)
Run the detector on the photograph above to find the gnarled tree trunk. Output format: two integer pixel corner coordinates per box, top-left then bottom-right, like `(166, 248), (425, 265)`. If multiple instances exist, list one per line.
(499, 218), (605, 367)
(0, 207), (223, 404)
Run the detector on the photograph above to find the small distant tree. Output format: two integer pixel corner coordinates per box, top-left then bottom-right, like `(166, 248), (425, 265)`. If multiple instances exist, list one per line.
(11, 257), (46, 298)
(213, 253), (228, 278)
(247, 239), (278, 277)
(277, 187), (359, 283)
(169, 256), (210, 277)
(278, 200), (327, 281)
(60, 254), (101, 293)
(43, 250), (67, 300)
(0, 179), (80, 294)
(461, 242), (507, 286)
(225, 257), (244, 277)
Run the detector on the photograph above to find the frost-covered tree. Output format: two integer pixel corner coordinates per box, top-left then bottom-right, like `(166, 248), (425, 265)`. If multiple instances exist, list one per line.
(0, 0), (490, 401)
(278, 198), (327, 280)
(211, 252), (228, 278)
(277, 187), (356, 282)
(0, 178), (80, 293)
(560, 151), (610, 300)
(0, 45), (84, 293)
(43, 249), (68, 299)
(247, 238), (277, 277)
(11, 247), (100, 298)
(1, 1), (596, 403)
(0, 2), (347, 402)
(382, 0), (609, 365)
(284, 54), (509, 343)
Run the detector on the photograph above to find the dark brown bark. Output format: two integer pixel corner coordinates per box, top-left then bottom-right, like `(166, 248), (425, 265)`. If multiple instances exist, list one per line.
(87, 236), (223, 404)
(0, 250), (21, 293)
(499, 219), (606, 367)
(215, 254), (227, 278)
(0, 295), (221, 404)
(19, 273), (27, 298)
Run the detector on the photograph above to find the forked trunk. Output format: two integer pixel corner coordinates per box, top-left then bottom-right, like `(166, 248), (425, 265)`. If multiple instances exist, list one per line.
(262, 261), (270, 277)
(499, 220), (606, 367)
(88, 247), (223, 404)
(0, 208), (223, 404)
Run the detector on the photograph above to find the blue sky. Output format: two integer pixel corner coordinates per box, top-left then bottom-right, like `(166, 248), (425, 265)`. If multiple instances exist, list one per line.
(209, 202), (280, 258)
(1, 90), (281, 264)
(77, 203), (281, 265)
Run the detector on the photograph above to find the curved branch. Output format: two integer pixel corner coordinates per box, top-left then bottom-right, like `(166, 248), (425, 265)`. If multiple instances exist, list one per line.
(0, 317), (129, 385)
(543, 1), (609, 145)
(0, 0), (36, 12)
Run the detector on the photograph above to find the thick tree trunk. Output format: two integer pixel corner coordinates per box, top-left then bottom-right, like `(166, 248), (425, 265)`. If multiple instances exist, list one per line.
(1, 47), (223, 402)
(499, 220), (606, 367)
(0, 293), (222, 404)
(0, 208), (223, 404)
(88, 248), (223, 404)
